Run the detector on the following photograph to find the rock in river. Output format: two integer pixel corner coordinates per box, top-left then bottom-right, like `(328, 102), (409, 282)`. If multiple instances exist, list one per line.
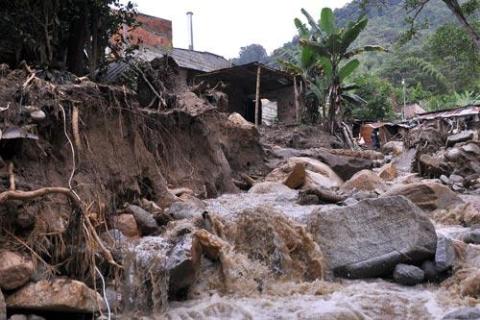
(308, 196), (437, 278)
(393, 264), (425, 286)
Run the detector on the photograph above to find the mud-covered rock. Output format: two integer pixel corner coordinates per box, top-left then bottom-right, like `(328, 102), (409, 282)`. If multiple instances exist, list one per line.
(249, 182), (296, 196)
(6, 279), (104, 313)
(308, 196), (437, 278)
(114, 214), (140, 238)
(284, 163), (306, 189)
(315, 150), (380, 180)
(442, 307), (480, 319)
(384, 182), (463, 211)
(9, 315), (27, 320)
(382, 141), (404, 155)
(126, 205), (159, 236)
(393, 264), (425, 286)
(378, 163), (398, 181)
(341, 169), (386, 193)
(0, 251), (34, 290)
(446, 130), (475, 147)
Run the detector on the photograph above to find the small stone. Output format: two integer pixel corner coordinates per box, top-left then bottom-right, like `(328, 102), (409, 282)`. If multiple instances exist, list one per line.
(29, 110), (46, 121)
(435, 235), (456, 272)
(421, 261), (440, 282)
(126, 205), (158, 236)
(284, 163), (306, 189)
(440, 175), (451, 185)
(463, 230), (480, 244)
(9, 315), (27, 320)
(0, 289), (5, 320)
(442, 307), (480, 319)
(26, 316), (45, 320)
(450, 174), (465, 185)
(393, 264), (425, 286)
(0, 251), (35, 290)
(378, 163), (398, 181)
(166, 201), (205, 220)
(115, 214), (140, 238)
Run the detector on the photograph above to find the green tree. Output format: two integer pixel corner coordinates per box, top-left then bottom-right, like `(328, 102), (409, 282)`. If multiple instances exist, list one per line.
(0, 0), (137, 75)
(346, 74), (396, 120)
(231, 44), (268, 65)
(299, 8), (387, 133)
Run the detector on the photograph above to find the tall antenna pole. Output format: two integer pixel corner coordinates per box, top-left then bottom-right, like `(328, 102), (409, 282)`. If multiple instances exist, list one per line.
(186, 11), (194, 50)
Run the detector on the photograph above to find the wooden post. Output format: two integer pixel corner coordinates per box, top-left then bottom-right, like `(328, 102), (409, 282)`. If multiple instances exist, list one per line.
(255, 65), (261, 126)
(293, 75), (300, 124)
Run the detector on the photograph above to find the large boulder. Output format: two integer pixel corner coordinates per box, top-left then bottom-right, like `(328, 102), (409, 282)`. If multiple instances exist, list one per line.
(393, 264), (425, 286)
(6, 279), (104, 313)
(0, 251), (34, 290)
(384, 182), (463, 211)
(341, 170), (387, 193)
(314, 150), (382, 181)
(166, 234), (201, 298)
(0, 290), (5, 320)
(435, 235), (456, 272)
(307, 196), (437, 278)
(266, 157), (343, 190)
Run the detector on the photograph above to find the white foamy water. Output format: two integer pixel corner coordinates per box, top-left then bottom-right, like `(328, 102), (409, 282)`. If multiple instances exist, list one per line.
(204, 191), (325, 222)
(165, 279), (469, 320)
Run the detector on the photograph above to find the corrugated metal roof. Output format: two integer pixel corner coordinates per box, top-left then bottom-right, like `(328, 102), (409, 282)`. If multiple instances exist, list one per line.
(404, 103), (426, 119)
(138, 47), (231, 72)
(415, 105), (480, 120)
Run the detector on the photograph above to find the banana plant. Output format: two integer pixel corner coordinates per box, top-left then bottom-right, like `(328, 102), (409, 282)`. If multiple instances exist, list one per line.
(298, 8), (387, 133)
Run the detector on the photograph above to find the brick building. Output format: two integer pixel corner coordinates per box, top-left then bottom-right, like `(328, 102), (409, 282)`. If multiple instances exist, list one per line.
(126, 13), (172, 48)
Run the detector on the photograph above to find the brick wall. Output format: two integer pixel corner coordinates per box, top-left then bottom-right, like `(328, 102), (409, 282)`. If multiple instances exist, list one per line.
(128, 13), (172, 47)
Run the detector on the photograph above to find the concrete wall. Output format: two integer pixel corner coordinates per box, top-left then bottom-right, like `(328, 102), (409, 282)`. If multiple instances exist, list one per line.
(263, 86), (296, 124)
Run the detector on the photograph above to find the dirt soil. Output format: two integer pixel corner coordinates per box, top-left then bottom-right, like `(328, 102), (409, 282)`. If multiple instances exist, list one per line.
(260, 124), (341, 150)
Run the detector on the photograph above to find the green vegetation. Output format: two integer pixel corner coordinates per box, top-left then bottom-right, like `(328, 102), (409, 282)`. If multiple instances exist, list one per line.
(0, 0), (136, 75)
(284, 8), (386, 131)
(268, 0), (480, 121)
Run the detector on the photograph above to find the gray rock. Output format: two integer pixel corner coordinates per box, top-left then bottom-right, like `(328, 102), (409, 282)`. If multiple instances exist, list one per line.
(463, 230), (480, 244)
(127, 205), (158, 236)
(442, 307), (480, 319)
(421, 260), (440, 282)
(461, 143), (480, 155)
(393, 264), (425, 286)
(440, 175), (451, 185)
(307, 196), (437, 278)
(450, 174), (465, 185)
(9, 315), (27, 320)
(435, 235), (456, 272)
(342, 198), (359, 206)
(445, 148), (462, 162)
(166, 235), (200, 298)
(166, 201), (205, 220)
(0, 290), (5, 320)
(453, 184), (466, 192)
(27, 316), (45, 320)
(315, 152), (378, 180)
(447, 130), (475, 147)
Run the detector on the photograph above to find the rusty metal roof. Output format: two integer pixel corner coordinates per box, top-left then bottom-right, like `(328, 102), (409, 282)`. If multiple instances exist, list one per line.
(194, 62), (294, 94)
(139, 47), (231, 72)
(415, 105), (480, 120)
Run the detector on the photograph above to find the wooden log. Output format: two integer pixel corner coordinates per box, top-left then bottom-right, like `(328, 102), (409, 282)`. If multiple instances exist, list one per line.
(293, 76), (300, 124)
(255, 65), (262, 126)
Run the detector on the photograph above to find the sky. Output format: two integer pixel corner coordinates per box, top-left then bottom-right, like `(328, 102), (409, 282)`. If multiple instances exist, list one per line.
(127, 0), (350, 59)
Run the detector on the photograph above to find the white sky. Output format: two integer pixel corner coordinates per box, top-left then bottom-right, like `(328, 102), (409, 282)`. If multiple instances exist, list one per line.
(128, 0), (350, 59)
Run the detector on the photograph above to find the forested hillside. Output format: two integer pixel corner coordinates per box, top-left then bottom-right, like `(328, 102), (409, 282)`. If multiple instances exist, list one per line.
(266, 0), (480, 115)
